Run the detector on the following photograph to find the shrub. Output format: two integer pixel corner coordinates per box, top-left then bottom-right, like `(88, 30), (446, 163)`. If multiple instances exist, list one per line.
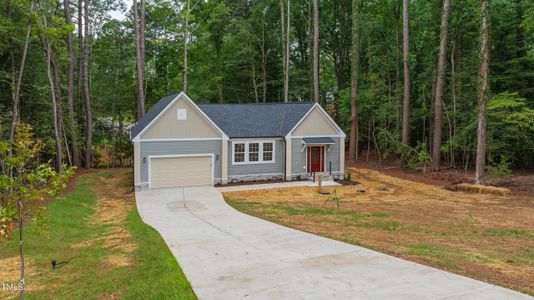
(486, 154), (512, 179)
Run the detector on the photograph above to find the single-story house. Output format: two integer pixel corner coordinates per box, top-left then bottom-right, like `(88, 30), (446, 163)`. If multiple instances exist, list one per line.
(131, 92), (346, 190)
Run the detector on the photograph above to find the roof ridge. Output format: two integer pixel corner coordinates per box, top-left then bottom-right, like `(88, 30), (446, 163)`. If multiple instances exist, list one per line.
(197, 102), (314, 105)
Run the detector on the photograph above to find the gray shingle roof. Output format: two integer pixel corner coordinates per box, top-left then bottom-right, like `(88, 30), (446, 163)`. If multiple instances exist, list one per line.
(197, 102), (315, 138)
(302, 137), (336, 144)
(130, 93), (316, 139)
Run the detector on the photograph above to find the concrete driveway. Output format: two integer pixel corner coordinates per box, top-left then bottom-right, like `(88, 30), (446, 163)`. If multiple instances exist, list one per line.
(135, 186), (531, 300)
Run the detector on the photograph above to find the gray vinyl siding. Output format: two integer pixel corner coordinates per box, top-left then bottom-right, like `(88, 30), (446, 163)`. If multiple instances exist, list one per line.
(291, 137), (341, 176)
(291, 138), (307, 175)
(140, 140), (222, 183)
(228, 139), (285, 178)
(326, 138), (341, 173)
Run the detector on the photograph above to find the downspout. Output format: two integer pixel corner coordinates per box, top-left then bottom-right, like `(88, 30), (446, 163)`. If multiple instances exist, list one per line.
(283, 136), (287, 181)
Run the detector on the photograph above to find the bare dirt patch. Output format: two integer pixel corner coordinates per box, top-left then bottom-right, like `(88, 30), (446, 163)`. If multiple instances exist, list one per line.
(90, 170), (137, 266)
(351, 161), (534, 196)
(224, 166), (534, 296)
(102, 253), (134, 268)
(487, 173), (534, 195)
(0, 257), (41, 292)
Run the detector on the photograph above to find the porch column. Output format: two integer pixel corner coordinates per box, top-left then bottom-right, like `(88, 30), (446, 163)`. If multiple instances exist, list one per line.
(340, 136), (345, 179)
(285, 138), (292, 181)
(222, 139), (228, 184)
(134, 141), (141, 186)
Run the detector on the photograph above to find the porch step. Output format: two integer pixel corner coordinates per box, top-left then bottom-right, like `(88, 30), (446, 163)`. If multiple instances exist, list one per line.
(307, 173), (333, 182)
(306, 175), (340, 187)
(319, 174), (333, 181)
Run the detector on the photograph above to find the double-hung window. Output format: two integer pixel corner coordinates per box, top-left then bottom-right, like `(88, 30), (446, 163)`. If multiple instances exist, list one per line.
(234, 143), (245, 163)
(262, 142), (273, 162)
(249, 143), (259, 162)
(233, 141), (275, 164)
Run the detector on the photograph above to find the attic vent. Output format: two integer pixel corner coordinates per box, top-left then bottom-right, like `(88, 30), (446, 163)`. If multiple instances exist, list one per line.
(177, 108), (187, 120)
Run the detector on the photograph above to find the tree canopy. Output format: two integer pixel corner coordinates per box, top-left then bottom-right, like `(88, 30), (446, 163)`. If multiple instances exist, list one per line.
(0, 0), (533, 171)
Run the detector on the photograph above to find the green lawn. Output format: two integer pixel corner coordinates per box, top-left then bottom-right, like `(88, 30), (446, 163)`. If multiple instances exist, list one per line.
(0, 170), (196, 299)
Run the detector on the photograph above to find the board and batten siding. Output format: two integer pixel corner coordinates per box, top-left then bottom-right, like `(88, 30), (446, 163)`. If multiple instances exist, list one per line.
(292, 107), (339, 136)
(290, 137), (341, 177)
(141, 95), (221, 139)
(140, 140), (222, 183)
(227, 139), (285, 181)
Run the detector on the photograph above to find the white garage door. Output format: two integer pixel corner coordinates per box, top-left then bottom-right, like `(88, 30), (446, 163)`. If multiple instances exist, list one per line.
(149, 155), (212, 188)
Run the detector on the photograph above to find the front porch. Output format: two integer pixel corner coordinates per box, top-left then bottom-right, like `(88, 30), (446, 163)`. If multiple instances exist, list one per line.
(303, 137), (337, 180)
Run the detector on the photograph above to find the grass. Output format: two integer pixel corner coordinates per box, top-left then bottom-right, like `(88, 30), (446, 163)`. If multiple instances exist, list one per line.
(223, 167), (534, 296)
(227, 200), (401, 232)
(0, 170), (196, 300)
(483, 228), (534, 238)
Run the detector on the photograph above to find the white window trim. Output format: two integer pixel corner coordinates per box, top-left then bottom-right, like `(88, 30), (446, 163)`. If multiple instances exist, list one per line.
(176, 108), (187, 120)
(233, 143), (246, 163)
(304, 145), (327, 173)
(232, 140), (276, 165)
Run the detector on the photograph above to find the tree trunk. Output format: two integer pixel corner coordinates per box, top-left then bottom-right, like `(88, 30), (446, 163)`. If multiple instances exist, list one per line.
(475, 0), (489, 184)
(247, 21), (259, 103)
(401, 0), (410, 145)
(82, 0), (92, 169)
(119, 110), (124, 167)
(64, 0), (80, 167)
(307, 0), (313, 101)
(395, 1), (401, 135)
(431, 0), (450, 171)
(450, 40), (457, 168)
(284, 0), (290, 102)
(366, 117), (371, 162)
(111, 100), (116, 168)
(18, 200), (24, 300)
(78, 0), (83, 104)
(134, 0), (145, 119)
(349, 0), (361, 163)
(251, 37), (259, 103)
(428, 74), (437, 156)
(9, 3), (32, 167)
(44, 39), (64, 173)
(140, 0), (145, 101)
(183, 0), (190, 93)
(371, 116), (381, 167)
(260, 13), (267, 103)
(50, 48), (65, 173)
(280, 0), (287, 102)
(312, 0), (319, 103)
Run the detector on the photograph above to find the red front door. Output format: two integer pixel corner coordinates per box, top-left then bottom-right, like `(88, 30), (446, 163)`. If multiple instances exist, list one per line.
(307, 146), (324, 172)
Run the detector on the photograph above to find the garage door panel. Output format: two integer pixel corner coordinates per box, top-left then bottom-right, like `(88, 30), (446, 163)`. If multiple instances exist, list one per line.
(150, 156), (212, 188)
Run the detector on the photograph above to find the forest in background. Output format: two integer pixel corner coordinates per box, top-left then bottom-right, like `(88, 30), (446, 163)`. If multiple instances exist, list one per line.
(1, 0), (533, 178)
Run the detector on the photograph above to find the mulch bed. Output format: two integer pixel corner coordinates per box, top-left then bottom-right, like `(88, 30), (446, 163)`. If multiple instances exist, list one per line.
(217, 178), (307, 187)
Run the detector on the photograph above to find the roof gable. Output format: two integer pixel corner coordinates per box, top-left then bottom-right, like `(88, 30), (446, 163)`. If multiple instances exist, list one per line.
(141, 95), (221, 139)
(131, 93), (178, 139)
(291, 105), (340, 136)
(130, 92), (227, 141)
